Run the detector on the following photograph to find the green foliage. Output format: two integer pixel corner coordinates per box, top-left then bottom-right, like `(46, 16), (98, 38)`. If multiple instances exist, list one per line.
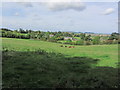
(85, 41), (92, 45)
(65, 39), (72, 44)
(48, 37), (57, 42)
(2, 49), (119, 88)
(104, 40), (113, 44)
(109, 32), (119, 40)
(93, 36), (100, 45)
(1, 28), (119, 45)
(75, 40), (84, 45)
(80, 33), (86, 40)
(85, 35), (92, 41)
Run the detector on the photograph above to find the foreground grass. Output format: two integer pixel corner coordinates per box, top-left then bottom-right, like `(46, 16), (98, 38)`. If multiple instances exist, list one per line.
(2, 50), (119, 88)
(2, 38), (118, 67)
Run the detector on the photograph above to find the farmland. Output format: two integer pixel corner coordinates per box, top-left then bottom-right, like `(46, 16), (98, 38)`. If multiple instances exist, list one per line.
(2, 38), (118, 67)
(2, 37), (119, 88)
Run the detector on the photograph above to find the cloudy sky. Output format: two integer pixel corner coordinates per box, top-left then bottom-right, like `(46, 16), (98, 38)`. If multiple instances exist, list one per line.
(1, 0), (118, 33)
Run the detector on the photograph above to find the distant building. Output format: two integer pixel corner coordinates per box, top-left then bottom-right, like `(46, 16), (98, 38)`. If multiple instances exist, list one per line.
(72, 38), (78, 41)
(64, 37), (73, 40)
(49, 34), (54, 37)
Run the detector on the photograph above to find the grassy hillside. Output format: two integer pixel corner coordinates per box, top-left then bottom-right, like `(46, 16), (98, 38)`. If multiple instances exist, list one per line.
(2, 38), (118, 67)
(2, 50), (119, 88)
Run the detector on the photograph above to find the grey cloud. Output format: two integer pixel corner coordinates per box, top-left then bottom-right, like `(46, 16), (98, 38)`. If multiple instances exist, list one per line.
(40, 0), (86, 11)
(102, 8), (115, 15)
(17, 2), (33, 8)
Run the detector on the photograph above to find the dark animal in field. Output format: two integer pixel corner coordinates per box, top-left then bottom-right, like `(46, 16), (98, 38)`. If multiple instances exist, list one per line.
(60, 45), (75, 48)
(68, 46), (75, 48)
(72, 46), (75, 48)
(68, 46), (72, 48)
(60, 45), (64, 47)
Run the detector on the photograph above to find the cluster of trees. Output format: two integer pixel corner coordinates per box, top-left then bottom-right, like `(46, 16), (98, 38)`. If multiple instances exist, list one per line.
(62, 33), (119, 45)
(1, 28), (70, 41)
(1, 28), (30, 39)
(0, 28), (119, 45)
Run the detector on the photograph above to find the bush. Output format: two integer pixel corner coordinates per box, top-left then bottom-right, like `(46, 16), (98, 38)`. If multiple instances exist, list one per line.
(64, 39), (72, 44)
(92, 36), (100, 45)
(85, 41), (91, 45)
(104, 40), (113, 44)
(2, 49), (119, 88)
(75, 40), (84, 45)
(112, 40), (118, 44)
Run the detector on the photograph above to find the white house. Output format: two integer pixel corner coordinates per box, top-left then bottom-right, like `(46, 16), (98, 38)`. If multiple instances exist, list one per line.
(64, 37), (73, 40)
(49, 34), (54, 37)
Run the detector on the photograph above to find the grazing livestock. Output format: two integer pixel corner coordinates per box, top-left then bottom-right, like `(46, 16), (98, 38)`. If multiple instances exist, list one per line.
(72, 46), (75, 48)
(68, 46), (75, 48)
(60, 45), (64, 47)
(68, 46), (72, 48)
(65, 46), (67, 47)
(60, 45), (75, 48)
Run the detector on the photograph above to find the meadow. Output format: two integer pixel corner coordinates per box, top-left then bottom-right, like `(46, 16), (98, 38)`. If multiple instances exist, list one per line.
(2, 38), (118, 67)
(2, 38), (119, 88)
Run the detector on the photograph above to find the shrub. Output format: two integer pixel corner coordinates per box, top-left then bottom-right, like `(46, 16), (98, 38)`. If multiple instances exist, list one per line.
(112, 40), (118, 44)
(92, 36), (100, 45)
(85, 41), (91, 45)
(75, 40), (84, 45)
(104, 40), (113, 44)
(2, 50), (119, 88)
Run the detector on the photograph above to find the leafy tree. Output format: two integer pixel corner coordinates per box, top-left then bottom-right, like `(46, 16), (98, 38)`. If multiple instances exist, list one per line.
(109, 32), (119, 40)
(74, 34), (80, 37)
(85, 41), (91, 45)
(1, 28), (12, 31)
(19, 28), (26, 33)
(49, 36), (57, 42)
(93, 36), (100, 45)
(1, 27), (119, 45)
(76, 39), (84, 45)
(84, 35), (92, 41)
(65, 39), (72, 44)
(80, 33), (86, 40)
(104, 40), (113, 44)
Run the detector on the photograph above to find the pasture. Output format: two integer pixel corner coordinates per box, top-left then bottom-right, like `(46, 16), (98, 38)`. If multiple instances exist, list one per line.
(2, 38), (118, 67)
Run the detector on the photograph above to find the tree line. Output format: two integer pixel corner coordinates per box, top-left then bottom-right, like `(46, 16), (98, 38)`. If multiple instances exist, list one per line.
(0, 28), (119, 45)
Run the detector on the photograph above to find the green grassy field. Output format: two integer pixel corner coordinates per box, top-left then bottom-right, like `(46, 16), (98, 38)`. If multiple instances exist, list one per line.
(2, 38), (118, 67)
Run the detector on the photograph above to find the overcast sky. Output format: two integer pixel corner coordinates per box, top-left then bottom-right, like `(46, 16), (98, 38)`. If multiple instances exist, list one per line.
(1, 0), (118, 33)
